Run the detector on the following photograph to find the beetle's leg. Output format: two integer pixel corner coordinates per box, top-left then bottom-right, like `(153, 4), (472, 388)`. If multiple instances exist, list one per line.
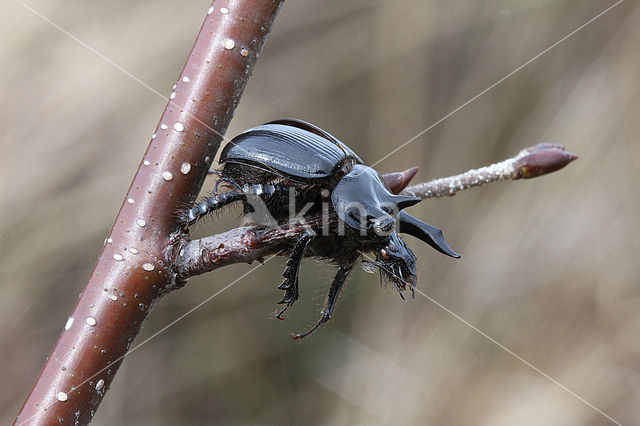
(394, 282), (406, 300)
(275, 231), (315, 319)
(182, 191), (245, 228)
(291, 262), (354, 340)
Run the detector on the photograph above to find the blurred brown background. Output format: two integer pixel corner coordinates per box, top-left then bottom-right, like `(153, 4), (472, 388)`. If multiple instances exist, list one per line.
(2, 0), (639, 424)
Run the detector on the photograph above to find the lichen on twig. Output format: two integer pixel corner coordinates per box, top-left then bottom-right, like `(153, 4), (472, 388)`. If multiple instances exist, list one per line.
(401, 143), (578, 199)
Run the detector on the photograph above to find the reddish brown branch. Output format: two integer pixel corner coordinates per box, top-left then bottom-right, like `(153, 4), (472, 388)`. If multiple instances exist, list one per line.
(176, 215), (338, 278)
(15, 1), (283, 424)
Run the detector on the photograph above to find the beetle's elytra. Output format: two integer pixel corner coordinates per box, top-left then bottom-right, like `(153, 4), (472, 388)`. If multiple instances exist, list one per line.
(183, 119), (459, 339)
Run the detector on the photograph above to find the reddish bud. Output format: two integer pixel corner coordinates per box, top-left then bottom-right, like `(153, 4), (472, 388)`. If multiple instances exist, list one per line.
(382, 166), (419, 194)
(525, 143), (566, 152)
(515, 145), (578, 179)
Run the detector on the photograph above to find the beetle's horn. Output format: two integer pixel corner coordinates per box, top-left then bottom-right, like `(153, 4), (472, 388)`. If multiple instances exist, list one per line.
(390, 195), (421, 211)
(398, 211), (460, 258)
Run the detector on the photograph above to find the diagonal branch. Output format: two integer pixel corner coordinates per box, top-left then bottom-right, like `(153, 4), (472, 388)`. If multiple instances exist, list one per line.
(15, 1), (283, 424)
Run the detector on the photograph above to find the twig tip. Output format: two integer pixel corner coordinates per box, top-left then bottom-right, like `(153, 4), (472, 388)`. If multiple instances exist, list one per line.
(515, 144), (578, 179)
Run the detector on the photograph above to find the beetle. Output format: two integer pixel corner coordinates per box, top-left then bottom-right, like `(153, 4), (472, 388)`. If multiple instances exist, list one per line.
(183, 119), (460, 339)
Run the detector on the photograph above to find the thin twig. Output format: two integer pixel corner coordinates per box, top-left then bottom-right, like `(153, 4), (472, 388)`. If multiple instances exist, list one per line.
(401, 143), (577, 199)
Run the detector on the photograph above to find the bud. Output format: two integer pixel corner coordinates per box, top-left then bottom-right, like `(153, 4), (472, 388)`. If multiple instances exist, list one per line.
(514, 145), (578, 179)
(381, 166), (419, 194)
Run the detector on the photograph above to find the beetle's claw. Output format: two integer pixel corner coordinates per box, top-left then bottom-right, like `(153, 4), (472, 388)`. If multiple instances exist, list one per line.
(290, 313), (329, 340)
(394, 283), (406, 300)
(277, 276), (299, 305)
(277, 294), (296, 304)
(274, 306), (289, 320)
(277, 277), (293, 290)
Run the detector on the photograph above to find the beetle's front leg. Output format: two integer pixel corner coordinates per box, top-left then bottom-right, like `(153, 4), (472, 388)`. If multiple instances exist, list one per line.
(275, 230), (315, 319)
(291, 261), (354, 339)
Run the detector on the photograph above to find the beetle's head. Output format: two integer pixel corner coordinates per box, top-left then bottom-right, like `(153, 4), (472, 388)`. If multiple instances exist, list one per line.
(364, 232), (417, 291)
(333, 165), (420, 236)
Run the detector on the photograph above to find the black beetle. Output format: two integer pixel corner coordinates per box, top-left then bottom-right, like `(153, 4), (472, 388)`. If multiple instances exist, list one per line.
(183, 119), (459, 339)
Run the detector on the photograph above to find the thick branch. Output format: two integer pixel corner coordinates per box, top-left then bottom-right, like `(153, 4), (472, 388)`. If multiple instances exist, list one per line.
(177, 215), (336, 278)
(401, 143), (578, 199)
(176, 144), (577, 277)
(16, 1), (283, 424)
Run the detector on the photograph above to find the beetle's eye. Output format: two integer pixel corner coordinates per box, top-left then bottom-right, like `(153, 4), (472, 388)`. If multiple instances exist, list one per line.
(337, 158), (356, 177)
